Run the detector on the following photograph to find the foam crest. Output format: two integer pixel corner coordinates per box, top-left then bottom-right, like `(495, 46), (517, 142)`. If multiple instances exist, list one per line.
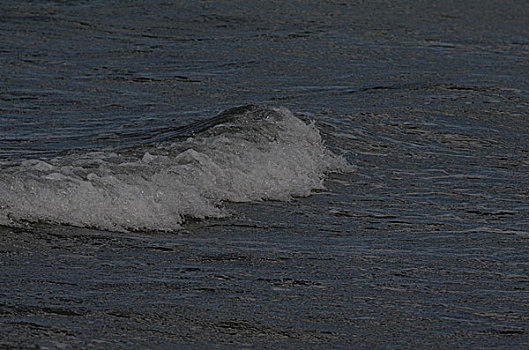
(0, 105), (351, 232)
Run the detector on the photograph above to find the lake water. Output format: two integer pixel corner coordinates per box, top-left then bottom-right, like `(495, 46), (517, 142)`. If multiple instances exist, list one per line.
(1, 1), (529, 348)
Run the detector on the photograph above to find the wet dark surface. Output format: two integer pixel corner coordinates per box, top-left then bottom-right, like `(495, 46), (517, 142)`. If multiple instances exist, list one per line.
(1, 0), (529, 348)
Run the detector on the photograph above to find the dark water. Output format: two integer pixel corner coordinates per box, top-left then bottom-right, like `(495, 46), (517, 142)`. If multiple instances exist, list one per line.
(1, 0), (529, 348)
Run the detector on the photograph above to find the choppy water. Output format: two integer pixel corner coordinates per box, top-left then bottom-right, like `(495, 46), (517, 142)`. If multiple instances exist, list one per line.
(1, 0), (529, 348)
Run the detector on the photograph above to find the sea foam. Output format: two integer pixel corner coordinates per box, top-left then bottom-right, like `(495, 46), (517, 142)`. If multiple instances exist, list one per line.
(0, 105), (351, 232)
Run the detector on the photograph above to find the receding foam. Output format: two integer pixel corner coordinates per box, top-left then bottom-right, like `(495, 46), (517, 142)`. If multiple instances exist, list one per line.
(0, 105), (351, 232)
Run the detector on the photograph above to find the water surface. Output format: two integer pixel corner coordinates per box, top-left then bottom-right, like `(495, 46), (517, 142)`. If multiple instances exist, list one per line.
(1, 0), (528, 348)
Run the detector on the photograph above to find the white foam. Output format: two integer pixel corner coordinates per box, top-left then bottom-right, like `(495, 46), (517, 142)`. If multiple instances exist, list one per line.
(0, 106), (351, 232)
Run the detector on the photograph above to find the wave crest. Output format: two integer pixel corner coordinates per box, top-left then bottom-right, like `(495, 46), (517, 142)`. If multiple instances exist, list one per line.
(0, 105), (351, 232)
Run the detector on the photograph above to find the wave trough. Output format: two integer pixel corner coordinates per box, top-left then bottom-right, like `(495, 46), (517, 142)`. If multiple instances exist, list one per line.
(0, 105), (351, 232)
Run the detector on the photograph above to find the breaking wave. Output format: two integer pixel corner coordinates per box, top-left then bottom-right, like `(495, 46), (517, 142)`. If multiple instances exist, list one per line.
(0, 105), (351, 232)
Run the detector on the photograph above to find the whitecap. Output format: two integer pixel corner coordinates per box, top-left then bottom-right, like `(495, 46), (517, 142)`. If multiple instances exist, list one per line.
(0, 105), (351, 232)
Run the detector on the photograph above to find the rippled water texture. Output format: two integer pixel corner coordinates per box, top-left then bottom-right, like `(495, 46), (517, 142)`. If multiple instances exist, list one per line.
(1, 0), (529, 348)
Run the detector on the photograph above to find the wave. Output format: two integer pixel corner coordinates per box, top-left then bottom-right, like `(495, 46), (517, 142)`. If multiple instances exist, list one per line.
(0, 105), (351, 232)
